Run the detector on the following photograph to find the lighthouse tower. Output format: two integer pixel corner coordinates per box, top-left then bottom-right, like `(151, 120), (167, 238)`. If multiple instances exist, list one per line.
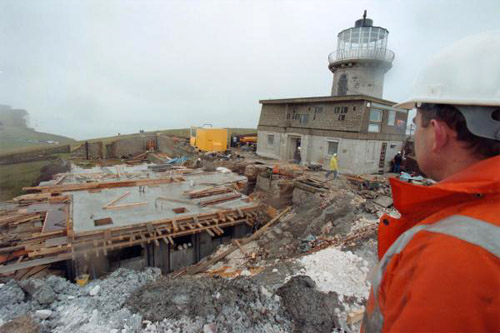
(329, 11), (394, 99)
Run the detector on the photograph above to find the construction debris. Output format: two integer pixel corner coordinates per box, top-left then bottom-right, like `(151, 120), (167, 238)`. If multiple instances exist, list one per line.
(0, 146), (403, 333)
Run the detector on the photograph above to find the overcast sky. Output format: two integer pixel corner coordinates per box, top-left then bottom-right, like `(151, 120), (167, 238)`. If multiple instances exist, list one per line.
(1, 0), (499, 140)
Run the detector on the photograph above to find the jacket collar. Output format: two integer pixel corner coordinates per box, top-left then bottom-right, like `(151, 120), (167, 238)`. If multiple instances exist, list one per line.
(392, 155), (500, 216)
(378, 155), (500, 259)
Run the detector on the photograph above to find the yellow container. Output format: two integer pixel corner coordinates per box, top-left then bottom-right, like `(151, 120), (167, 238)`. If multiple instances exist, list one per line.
(192, 128), (228, 152)
(76, 274), (90, 287)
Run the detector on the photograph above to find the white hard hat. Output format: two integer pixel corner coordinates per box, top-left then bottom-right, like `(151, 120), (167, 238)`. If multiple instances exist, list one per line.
(395, 31), (500, 140)
(396, 31), (500, 109)
(333, 153), (337, 157)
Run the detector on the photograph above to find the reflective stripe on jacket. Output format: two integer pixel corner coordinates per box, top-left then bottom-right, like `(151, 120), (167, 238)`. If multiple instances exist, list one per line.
(363, 155), (500, 332)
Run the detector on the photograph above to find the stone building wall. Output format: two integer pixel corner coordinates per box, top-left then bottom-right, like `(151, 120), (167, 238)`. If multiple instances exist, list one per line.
(110, 135), (157, 158)
(70, 142), (103, 160)
(157, 135), (197, 159)
(256, 131), (403, 174)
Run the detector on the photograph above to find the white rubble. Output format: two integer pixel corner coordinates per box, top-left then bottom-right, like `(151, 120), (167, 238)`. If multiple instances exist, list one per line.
(89, 285), (101, 296)
(297, 247), (371, 299)
(35, 309), (53, 320)
(0, 268), (161, 333)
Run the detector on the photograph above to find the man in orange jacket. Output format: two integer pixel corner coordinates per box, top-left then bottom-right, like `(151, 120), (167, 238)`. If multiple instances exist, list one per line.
(362, 32), (500, 332)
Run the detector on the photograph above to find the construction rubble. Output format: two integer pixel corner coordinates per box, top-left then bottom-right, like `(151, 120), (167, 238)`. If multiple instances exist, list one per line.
(0, 151), (401, 333)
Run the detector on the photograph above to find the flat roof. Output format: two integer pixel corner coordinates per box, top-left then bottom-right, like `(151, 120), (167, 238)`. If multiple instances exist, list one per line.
(71, 172), (251, 234)
(259, 94), (398, 106)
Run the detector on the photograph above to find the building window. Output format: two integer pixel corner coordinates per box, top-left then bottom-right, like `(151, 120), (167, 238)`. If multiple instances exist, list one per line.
(267, 134), (274, 146)
(368, 123), (380, 133)
(341, 106), (348, 114)
(334, 107), (340, 114)
(287, 113), (290, 119)
(299, 114), (309, 124)
(338, 114), (345, 121)
(388, 110), (396, 126)
(327, 140), (339, 155)
(353, 106), (357, 111)
(314, 107), (323, 114)
(370, 109), (383, 122)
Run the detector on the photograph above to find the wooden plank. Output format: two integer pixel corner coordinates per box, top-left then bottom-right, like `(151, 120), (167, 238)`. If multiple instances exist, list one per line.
(104, 202), (147, 210)
(0, 253), (73, 274)
(23, 265), (49, 279)
(172, 220), (179, 232)
(23, 177), (186, 193)
(188, 187), (233, 199)
(199, 193), (242, 207)
(186, 206), (291, 275)
(233, 239), (247, 256)
(248, 206), (292, 241)
(55, 174), (67, 185)
(102, 191), (130, 209)
(211, 227), (222, 236)
(44, 236), (69, 247)
(347, 309), (365, 325)
(205, 228), (215, 237)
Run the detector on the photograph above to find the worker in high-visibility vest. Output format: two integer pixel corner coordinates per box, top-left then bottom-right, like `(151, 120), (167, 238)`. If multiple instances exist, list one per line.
(362, 32), (500, 332)
(325, 153), (338, 180)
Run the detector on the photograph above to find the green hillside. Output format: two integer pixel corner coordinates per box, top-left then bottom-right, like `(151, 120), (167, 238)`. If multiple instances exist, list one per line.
(0, 106), (75, 153)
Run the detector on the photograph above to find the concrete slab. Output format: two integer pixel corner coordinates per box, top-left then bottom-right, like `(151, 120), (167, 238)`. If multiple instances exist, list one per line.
(71, 171), (250, 234)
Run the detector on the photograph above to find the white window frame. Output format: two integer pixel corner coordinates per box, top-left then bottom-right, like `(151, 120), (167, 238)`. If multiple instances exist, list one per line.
(369, 109), (383, 122)
(326, 139), (339, 156)
(368, 123), (381, 133)
(388, 110), (396, 126)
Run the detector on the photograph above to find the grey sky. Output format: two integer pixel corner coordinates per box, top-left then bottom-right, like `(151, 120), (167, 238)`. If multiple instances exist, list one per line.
(1, 0), (499, 140)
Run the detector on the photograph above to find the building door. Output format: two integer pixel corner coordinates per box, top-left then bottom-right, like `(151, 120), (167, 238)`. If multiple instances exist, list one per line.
(379, 142), (387, 174)
(288, 136), (301, 160)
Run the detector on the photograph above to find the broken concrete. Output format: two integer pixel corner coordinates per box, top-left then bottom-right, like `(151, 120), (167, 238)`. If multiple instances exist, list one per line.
(276, 275), (341, 333)
(127, 275), (291, 332)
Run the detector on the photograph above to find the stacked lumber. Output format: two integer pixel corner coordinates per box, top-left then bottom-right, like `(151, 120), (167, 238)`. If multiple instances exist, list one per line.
(199, 193), (242, 206)
(0, 206), (67, 275)
(125, 151), (149, 165)
(187, 186), (233, 199)
(294, 177), (329, 193)
(23, 176), (186, 193)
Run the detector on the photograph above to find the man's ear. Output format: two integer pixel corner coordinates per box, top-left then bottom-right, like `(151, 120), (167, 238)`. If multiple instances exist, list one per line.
(430, 119), (451, 153)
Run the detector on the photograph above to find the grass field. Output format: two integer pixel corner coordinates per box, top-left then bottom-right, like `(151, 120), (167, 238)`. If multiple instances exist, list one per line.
(0, 127), (76, 154)
(0, 160), (52, 201)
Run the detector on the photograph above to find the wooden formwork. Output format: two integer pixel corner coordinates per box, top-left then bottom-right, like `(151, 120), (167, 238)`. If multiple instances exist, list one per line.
(1, 181), (261, 276)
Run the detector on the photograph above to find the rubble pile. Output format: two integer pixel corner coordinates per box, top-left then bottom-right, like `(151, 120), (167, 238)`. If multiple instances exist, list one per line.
(128, 275), (291, 333)
(0, 162), (400, 333)
(0, 268), (161, 332)
(298, 248), (370, 300)
(276, 275), (342, 333)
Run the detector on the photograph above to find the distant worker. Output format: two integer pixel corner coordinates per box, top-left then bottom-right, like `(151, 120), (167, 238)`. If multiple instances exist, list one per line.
(294, 146), (301, 164)
(362, 32), (500, 332)
(392, 151), (402, 173)
(325, 153), (338, 180)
